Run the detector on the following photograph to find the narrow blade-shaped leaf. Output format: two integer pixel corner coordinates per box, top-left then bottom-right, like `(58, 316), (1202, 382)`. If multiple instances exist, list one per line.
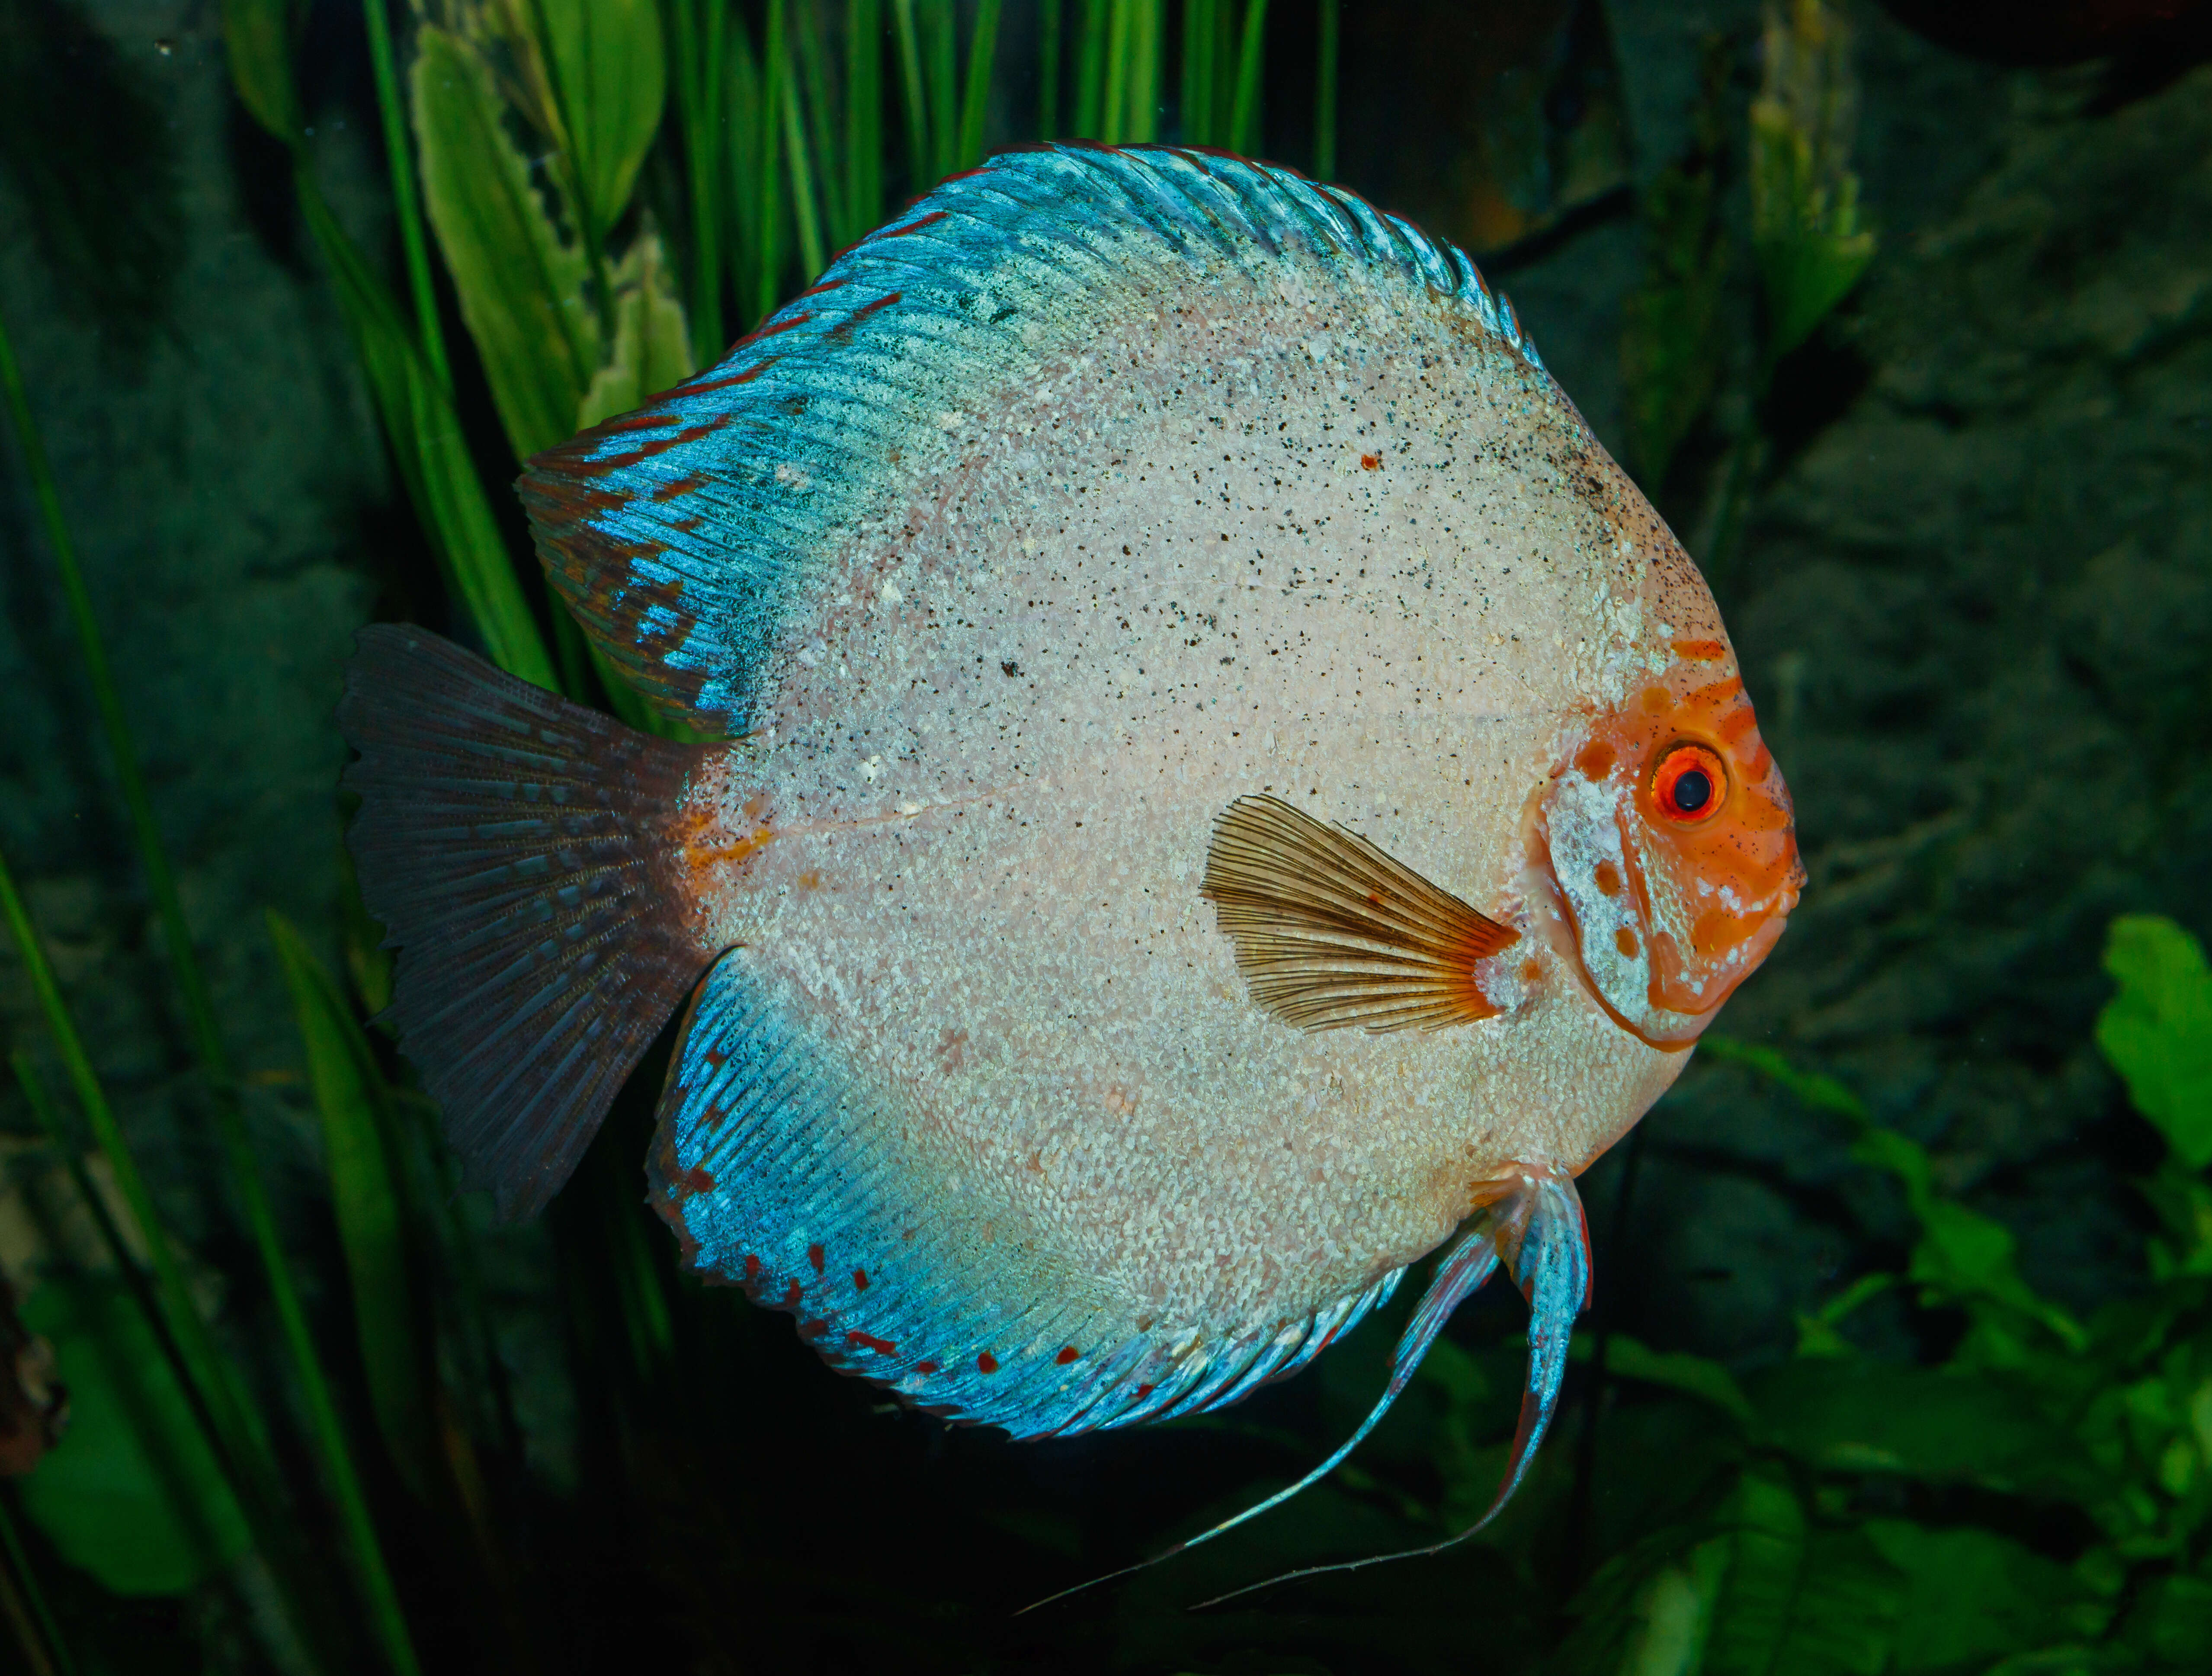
(17, 1278), (250, 1596)
(536, 0), (667, 236)
(220, 0), (302, 143)
(269, 911), (432, 1502)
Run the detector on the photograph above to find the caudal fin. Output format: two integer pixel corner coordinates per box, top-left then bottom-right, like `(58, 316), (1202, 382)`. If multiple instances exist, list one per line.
(339, 625), (715, 1219)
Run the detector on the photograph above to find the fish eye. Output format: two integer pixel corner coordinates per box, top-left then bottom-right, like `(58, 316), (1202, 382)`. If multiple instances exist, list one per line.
(1651, 744), (1726, 824)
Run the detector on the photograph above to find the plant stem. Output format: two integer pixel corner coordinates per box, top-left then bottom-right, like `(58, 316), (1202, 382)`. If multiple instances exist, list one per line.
(1228, 0), (1268, 156)
(672, 0), (727, 364)
(0, 867), (294, 1635)
(955, 0), (1003, 170)
(0, 309), (421, 1676)
(1038, 0), (1059, 136)
(891, 0), (928, 187)
(1100, 0), (1129, 143)
(360, 0), (452, 393)
(782, 56), (828, 280)
(1073, 0), (1106, 138)
(0, 1493), (71, 1676)
(757, 0), (791, 319)
(846, 0), (882, 240)
(1314, 0), (1338, 177)
(1182, 0), (1216, 146)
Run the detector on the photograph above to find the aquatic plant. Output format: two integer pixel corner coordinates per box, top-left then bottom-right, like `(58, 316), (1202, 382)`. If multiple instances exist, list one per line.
(1619, 0), (1880, 582)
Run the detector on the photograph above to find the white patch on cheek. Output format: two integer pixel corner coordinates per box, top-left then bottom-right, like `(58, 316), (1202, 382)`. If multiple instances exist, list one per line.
(1543, 771), (1652, 1022)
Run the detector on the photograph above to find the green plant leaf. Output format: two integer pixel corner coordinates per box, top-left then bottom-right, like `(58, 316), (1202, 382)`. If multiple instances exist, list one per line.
(1702, 1466), (1903, 1676)
(411, 24), (596, 461)
(17, 1276), (250, 1596)
(2097, 915), (2212, 1170)
(1863, 1521), (2109, 1671)
(269, 910), (432, 1502)
(220, 0), (302, 144)
(1622, 173), (1725, 488)
(296, 182), (556, 687)
(1748, 2), (1877, 364)
(2120, 1571), (2212, 1667)
(576, 229), (696, 431)
(1587, 1333), (1756, 1428)
(1750, 1360), (2099, 1503)
(535, 0), (667, 239)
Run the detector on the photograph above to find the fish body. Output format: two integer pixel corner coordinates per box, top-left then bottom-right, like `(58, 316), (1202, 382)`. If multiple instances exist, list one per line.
(343, 146), (1800, 1537)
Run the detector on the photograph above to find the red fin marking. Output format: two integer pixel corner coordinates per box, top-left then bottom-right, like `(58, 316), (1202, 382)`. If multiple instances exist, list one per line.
(977, 1352), (1000, 1375)
(852, 1268), (870, 1291)
(826, 292), (903, 344)
(671, 355), (781, 397)
(808, 1243), (827, 1274)
(1055, 1346), (1080, 1365)
(650, 469), (715, 501)
(847, 1331), (897, 1355)
(595, 409), (677, 435)
(782, 1281), (804, 1307)
(881, 209), (948, 237)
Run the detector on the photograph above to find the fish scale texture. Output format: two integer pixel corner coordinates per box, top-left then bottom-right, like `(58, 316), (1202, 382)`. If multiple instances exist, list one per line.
(522, 144), (1539, 737)
(523, 143), (1712, 1435)
(651, 949), (1404, 1434)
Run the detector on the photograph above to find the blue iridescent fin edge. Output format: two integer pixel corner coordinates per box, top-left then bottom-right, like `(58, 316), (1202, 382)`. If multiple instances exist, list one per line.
(519, 142), (1542, 737)
(647, 947), (1406, 1439)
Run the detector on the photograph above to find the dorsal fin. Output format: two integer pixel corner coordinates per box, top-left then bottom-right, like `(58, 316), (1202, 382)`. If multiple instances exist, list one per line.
(519, 144), (1540, 736)
(1202, 795), (1518, 1032)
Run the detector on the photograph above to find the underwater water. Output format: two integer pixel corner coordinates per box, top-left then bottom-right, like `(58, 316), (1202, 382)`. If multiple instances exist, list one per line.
(2, 0), (2212, 1671)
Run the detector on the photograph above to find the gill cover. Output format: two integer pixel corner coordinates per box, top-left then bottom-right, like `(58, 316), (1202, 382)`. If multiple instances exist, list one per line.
(1539, 649), (1803, 1047)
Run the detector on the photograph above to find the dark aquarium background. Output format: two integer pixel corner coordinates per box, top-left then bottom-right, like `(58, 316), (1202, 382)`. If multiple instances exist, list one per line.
(3, 0), (2212, 1671)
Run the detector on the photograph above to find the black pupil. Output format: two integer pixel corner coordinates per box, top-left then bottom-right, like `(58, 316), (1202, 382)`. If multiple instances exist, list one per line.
(1672, 768), (1713, 814)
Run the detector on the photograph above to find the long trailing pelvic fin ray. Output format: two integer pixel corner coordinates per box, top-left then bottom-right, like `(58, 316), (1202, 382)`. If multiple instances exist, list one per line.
(1017, 1165), (1590, 1616)
(1191, 1168), (1592, 1610)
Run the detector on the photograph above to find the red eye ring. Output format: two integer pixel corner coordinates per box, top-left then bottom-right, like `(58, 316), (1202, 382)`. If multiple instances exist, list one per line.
(1652, 743), (1727, 824)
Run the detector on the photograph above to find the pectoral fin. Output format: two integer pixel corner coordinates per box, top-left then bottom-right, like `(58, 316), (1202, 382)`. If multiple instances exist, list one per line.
(1202, 795), (1518, 1033)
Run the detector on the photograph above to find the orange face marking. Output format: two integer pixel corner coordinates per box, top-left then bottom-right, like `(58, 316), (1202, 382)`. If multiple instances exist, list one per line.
(1671, 638), (1728, 661)
(1576, 740), (1616, 781)
(1539, 651), (1803, 1047)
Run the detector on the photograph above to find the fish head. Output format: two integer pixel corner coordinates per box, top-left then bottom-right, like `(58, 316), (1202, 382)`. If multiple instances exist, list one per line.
(1533, 646), (1803, 1048)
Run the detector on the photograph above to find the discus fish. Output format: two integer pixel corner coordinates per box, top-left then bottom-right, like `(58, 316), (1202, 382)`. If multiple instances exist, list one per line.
(340, 145), (1801, 1582)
